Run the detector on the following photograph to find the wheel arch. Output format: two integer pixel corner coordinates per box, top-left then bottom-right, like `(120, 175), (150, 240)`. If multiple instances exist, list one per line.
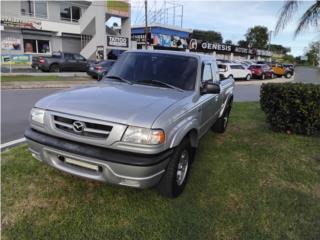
(169, 120), (199, 149)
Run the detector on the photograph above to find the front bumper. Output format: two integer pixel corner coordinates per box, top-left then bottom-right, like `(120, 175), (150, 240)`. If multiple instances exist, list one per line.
(25, 128), (172, 188)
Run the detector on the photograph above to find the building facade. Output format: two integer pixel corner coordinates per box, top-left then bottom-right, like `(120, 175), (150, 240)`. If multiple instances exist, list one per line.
(1, 0), (131, 64)
(131, 24), (272, 61)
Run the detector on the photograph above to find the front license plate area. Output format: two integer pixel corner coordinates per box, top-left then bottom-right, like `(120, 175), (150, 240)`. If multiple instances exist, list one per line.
(63, 157), (99, 171)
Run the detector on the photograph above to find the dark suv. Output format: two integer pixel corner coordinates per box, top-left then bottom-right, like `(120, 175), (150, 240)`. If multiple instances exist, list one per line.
(248, 64), (275, 79)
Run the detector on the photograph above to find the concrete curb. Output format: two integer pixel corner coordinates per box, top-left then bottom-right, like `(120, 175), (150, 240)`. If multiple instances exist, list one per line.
(235, 76), (295, 86)
(1, 81), (93, 89)
(1, 138), (26, 152)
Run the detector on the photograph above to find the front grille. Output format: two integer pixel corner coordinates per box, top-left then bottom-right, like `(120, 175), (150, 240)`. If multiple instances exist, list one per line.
(53, 115), (112, 139)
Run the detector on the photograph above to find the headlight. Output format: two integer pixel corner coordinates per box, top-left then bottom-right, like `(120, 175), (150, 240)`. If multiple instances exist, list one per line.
(30, 108), (45, 125)
(122, 126), (165, 145)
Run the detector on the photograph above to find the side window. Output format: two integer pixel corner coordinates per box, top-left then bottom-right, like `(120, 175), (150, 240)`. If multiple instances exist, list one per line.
(64, 53), (74, 60)
(239, 65), (245, 69)
(202, 64), (213, 82)
(74, 54), (86, 61)
(230, 65), (237, 70)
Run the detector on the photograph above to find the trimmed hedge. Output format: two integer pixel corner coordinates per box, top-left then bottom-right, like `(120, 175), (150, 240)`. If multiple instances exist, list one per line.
(260, 83), (320, 135)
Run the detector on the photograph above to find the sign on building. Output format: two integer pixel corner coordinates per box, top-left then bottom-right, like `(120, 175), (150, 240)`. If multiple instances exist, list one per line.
(107, 36), (129, 48)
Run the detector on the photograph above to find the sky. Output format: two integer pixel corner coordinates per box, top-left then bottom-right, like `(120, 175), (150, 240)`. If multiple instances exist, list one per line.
(130, 0), (320, 56)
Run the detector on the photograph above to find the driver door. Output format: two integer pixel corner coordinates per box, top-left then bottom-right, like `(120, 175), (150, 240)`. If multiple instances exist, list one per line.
(199, 61), (221, 137)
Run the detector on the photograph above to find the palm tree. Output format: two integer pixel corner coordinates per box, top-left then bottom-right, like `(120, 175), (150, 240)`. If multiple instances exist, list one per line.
(275, 0), (320, 36)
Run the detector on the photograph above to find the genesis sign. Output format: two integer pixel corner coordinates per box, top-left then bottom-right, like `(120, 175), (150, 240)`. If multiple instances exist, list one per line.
(189, 38), (272, 57)
(107, 36), (129, 48)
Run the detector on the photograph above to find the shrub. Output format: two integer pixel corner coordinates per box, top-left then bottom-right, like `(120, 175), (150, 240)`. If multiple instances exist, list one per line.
(260, 83), (320, 135)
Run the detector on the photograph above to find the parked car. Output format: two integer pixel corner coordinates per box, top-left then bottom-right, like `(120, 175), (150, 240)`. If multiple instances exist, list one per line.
(24, 50), (235, 198)
(218, 63), (252, 80)
(87, 60), (115, 80)
(271, 63), (294, 78)
(248, 64), (275, 79)
(283, 63), (295, 73)
(32, 52), (88, 72)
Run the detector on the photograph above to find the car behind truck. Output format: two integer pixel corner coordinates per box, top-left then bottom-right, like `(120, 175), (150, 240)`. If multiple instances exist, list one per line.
(25, 50), (235, 198)
(32, 52), (88, 72)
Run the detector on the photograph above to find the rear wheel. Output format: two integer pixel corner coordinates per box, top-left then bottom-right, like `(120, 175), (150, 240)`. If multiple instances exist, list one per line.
(245, 74), (251, 81)
(157, 139), (194, 198)
(228, 75), (233, 79)
(271, 73), (275, 79)
(49, 64), (60, 72)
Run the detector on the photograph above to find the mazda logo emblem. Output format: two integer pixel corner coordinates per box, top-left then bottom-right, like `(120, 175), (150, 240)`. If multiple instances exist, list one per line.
(73, 121), (85, 133)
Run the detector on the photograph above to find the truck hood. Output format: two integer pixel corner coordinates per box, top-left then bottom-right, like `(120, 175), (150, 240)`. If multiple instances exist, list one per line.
(35, 82), (191, 128)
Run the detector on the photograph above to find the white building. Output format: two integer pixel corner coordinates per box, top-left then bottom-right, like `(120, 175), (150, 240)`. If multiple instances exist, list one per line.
(1, 0), (131, 63)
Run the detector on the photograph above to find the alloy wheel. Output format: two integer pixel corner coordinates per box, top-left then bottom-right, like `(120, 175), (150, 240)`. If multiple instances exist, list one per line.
(176, 150), (189, 186)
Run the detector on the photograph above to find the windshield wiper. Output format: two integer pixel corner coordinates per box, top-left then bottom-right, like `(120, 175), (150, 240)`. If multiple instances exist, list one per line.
(105, 75), (133, 85)
(138, 80), (184, 91)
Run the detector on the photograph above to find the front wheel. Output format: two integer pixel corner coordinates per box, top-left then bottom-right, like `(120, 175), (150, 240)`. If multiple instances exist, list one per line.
(261, 74), (265, 80)
(157, 139), (193, 198)
(285, 72), (292, 78)
(245, 74), (251, 81)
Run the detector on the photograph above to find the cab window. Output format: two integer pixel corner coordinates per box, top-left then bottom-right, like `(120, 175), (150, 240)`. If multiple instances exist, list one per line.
(202, 64), (213, 82)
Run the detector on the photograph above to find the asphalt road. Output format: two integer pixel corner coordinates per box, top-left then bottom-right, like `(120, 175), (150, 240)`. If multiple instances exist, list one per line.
(1, 66), (318, 144)
(1, 88), (59, 144)
(293, 66), (320, 84)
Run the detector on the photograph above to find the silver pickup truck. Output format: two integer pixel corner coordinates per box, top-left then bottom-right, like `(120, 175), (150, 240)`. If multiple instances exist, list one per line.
(25, 50), (234, 198)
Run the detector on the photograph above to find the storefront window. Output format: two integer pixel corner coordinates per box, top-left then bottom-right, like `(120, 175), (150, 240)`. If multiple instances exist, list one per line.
(60, 4), (81, 22)
(23, 39), (37, 53)
(21, 1), (47, 19)
(38, 40), (50, 53)
(23, 39), (50, 54)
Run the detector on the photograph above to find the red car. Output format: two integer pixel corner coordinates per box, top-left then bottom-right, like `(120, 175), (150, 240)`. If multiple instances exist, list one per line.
(248, 64), (275, 80)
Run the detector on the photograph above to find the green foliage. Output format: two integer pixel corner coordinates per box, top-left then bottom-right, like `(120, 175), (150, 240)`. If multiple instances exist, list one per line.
(245, 25), (269, 49)
(306, 41), (320, 66)
(192, 29), (223, 43)
(237, 40), (248, 48)
(269, 44), (291, 55)
(260, 83), (320, 135)
(224, 40), (233, 45)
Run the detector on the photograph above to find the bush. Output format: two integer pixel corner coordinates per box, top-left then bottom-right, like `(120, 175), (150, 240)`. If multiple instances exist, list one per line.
(260, 83), (320, 135)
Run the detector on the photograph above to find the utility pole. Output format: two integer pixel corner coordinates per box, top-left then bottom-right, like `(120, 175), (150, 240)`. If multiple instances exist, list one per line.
(144, 0), (148, 49)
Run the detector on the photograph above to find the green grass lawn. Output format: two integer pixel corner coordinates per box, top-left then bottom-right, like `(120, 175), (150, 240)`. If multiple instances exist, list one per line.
(2, 102), (320, 239)
(1, 75), (63, 82)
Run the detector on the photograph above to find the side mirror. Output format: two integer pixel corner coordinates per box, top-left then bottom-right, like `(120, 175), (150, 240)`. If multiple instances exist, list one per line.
(201, 82), (220, 95)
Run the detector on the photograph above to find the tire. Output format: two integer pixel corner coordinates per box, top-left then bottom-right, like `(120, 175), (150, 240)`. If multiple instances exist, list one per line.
(245, 74), (251, 81)
(228, 75), (233, 79)
(271, 73), (275, 79)
(157, 138), (194, 198)
(285, 72), (292, 78)
(261, 74), (265, 80)
(212, 100), (232, 133)
(49, 64), (60, 72)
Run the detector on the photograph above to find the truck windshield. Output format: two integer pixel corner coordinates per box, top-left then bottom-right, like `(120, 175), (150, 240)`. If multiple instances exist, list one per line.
(105, 52), (198, 91)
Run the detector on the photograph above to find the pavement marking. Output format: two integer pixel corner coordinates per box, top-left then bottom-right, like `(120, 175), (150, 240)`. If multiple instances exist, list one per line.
(1, 138), (26, 151)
